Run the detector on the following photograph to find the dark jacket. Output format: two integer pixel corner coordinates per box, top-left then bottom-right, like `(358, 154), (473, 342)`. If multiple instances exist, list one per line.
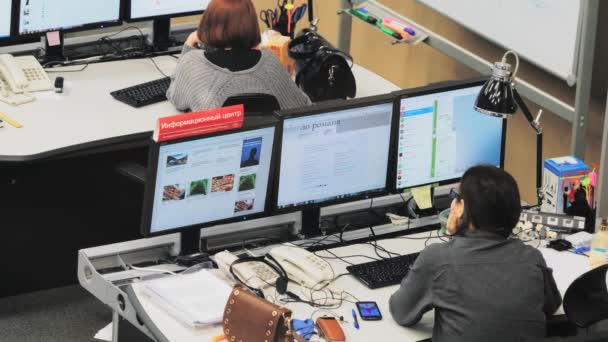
(389, 230), (562, 342)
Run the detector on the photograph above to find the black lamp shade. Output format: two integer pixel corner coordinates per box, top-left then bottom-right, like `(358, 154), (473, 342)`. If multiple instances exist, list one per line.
(474, 78), (518, 118)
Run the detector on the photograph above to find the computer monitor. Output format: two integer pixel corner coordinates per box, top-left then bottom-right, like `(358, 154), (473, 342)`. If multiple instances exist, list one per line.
(125, 0), (209, 22)
(0, 0), (11, 39)
(17, 0), (122, 35)
(393, 78), (506, 192)
(141, 117), (278, 253)
(275, 96), (396, 235)
(124, 0), (209, 51)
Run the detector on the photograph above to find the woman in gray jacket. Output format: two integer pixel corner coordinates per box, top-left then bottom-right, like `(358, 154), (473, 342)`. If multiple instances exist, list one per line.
(390, 165), (562, 342)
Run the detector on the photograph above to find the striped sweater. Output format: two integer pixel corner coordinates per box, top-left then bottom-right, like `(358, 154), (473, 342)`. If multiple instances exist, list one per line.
(167, 45), (311, 112)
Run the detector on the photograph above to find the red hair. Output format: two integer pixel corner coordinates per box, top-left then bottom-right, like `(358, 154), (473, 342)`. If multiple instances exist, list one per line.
(198, 0), (261, 50)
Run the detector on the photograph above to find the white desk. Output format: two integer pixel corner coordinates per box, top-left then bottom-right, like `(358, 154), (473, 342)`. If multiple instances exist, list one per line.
(128, 232), (589, 342)
(0, 57), (399, 162)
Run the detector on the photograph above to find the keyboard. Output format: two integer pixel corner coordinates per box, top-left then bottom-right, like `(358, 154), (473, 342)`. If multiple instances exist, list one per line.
(346, 252), (420, 289)
(111, 77), (170, 108)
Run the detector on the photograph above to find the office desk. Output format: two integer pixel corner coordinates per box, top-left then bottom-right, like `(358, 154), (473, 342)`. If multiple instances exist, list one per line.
(125, 233), (589, 342)
(0, 57), (400, 162)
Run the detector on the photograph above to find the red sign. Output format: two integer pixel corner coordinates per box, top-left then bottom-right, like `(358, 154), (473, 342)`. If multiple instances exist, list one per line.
(154, 105), (245, 142)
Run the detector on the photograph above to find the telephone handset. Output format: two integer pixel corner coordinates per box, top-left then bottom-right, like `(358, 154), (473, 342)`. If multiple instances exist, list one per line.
(0, 54), (53, 105)
(269, 245), (334, 288)
(214, 250), (279, 290)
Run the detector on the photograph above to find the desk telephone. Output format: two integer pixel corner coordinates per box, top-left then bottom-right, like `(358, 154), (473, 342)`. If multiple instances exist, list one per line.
(0, 54), (53, 105)
(215, 246), (334, 290)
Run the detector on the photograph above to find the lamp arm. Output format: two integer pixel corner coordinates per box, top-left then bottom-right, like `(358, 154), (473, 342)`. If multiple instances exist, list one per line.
(513, 89), (542, 135)
(513, 88), (544, 205)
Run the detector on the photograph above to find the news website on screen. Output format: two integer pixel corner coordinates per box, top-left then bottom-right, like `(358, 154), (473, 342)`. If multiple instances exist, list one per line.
(277, 103), (393, 209)
(150, 127), (275, 233)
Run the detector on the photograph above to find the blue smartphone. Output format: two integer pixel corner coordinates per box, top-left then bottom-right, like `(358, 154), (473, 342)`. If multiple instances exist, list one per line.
(356, 301), (382, 320)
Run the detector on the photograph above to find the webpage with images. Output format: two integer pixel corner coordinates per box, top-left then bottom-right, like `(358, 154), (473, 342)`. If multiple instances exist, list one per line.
(0, 0), (10, 38)
(130, 0), (209, 19)
(19, 0), (120, 34)
(277, 103), (393, 209)
(396, 85), (503, 190)
(150, 127), (275, 234)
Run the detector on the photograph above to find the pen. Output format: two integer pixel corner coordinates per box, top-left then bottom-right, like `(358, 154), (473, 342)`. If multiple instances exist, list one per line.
(352, 309), (360, 329)
(0, 112), (22, 128)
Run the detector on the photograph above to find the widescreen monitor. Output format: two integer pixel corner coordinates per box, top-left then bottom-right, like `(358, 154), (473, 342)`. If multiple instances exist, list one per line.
(125, 0), (209, 22)
(0, 0), (11, 39)
(393, 78), (506, 191)
(18, 0), (122, 35)
(141, 118), (277, 237)
(275, 96), (395, 211)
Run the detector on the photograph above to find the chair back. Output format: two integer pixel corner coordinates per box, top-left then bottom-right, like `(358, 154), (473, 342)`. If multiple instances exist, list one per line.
(564, 264), (608, 328)
(222, 94), (280, 116)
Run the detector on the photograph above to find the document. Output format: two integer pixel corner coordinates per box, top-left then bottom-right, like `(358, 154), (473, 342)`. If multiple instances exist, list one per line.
(142, 270), (232, 328)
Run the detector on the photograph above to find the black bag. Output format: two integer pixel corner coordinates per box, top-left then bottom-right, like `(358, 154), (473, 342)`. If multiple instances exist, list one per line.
(288, 29), (356, 102)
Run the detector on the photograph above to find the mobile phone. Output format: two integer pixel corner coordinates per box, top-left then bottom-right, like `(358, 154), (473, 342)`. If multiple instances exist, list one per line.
(356, 301), (382, 320)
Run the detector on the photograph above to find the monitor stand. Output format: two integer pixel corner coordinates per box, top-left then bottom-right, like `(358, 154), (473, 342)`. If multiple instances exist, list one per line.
(152, 18), (171, 51)
(301, 207), (322, 237)
(180, 229), (202, 256)
(43, 31), (66, 62)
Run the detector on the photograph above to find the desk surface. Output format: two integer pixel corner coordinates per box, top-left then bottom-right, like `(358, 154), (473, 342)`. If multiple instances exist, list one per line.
(0, 57), (399, 162)
(130, 232), (590, 342)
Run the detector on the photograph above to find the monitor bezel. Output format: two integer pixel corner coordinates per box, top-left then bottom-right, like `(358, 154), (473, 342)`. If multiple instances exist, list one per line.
(140, 116), (280, 238)
(123, 0), (204, 23)
(391, 77), (507, 192)
(15, 0), (124, 37)
(272, 95), (398, 215)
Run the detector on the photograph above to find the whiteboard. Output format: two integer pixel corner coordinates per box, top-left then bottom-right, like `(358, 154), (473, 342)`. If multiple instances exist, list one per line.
(419, 0), (582, 83)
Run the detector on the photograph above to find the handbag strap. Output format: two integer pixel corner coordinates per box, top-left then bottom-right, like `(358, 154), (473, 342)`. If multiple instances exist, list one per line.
(288, 31), (354, 65)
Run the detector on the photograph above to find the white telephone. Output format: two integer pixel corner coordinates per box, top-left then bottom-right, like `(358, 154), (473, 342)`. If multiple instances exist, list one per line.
(0, 54), (53, 105)
(269, 245), (334, 288)
(214, 250), (279, 290)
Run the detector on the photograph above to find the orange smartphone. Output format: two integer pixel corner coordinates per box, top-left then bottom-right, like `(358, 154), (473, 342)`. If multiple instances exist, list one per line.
(315, 317), (345, 342)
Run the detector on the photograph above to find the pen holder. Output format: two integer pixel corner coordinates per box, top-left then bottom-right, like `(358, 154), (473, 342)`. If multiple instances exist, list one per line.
(273, 16), (296, 39)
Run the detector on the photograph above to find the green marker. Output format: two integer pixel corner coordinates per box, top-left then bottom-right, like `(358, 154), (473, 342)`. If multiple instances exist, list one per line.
(378, 25), (403, 40)
(349, 8), (379, 24)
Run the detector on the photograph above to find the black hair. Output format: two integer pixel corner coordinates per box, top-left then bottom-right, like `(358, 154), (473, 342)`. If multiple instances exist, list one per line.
(456, 165), (521, 238)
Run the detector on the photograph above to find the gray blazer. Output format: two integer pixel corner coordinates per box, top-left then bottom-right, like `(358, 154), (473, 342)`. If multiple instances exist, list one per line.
(389, 230), (562, 342)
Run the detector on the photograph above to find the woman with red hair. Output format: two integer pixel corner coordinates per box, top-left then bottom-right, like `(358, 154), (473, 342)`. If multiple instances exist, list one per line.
(167, 0), (310, 111)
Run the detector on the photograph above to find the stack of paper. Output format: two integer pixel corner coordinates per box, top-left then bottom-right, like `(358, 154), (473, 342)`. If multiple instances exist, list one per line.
(142, 270), (232, 327)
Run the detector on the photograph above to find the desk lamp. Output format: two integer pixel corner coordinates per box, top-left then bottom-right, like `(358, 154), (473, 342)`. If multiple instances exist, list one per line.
(474, 51), (544, 205)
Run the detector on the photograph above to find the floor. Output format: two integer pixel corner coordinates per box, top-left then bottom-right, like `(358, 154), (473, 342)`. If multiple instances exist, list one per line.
(0, 285), (111, 342)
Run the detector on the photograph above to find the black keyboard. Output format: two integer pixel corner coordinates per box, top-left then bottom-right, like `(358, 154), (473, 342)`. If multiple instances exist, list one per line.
(111, 77), (171, 108)
(347, 252), (420, 289)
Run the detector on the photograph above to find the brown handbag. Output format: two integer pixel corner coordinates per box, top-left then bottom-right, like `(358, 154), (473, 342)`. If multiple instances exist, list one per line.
(222, 285), (306, 342)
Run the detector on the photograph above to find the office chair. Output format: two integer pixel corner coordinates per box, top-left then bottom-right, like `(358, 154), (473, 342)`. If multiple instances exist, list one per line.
(563, 264), (608, 328)
(222, 94), (280, 116)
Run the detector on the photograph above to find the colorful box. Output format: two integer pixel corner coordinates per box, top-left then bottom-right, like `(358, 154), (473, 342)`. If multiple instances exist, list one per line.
(541, 156), (589, 214)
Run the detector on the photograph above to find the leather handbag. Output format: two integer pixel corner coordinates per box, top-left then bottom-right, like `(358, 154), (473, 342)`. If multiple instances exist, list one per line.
(222, 285), (306, 342)
(288, 29), (356, 102)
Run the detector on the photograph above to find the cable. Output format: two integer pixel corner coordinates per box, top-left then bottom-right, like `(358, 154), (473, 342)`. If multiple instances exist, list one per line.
(45, 63), (89, 73)
(149, 56), (169, 77)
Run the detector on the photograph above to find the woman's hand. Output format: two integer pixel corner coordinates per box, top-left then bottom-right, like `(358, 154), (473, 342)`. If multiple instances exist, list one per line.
(185, 31), (201, 48)
(446, 198), (464, 236)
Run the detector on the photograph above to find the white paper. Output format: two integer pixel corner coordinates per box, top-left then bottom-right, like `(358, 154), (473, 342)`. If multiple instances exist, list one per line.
(94, 322), (113, 341)
(142, 270), (232, 328)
